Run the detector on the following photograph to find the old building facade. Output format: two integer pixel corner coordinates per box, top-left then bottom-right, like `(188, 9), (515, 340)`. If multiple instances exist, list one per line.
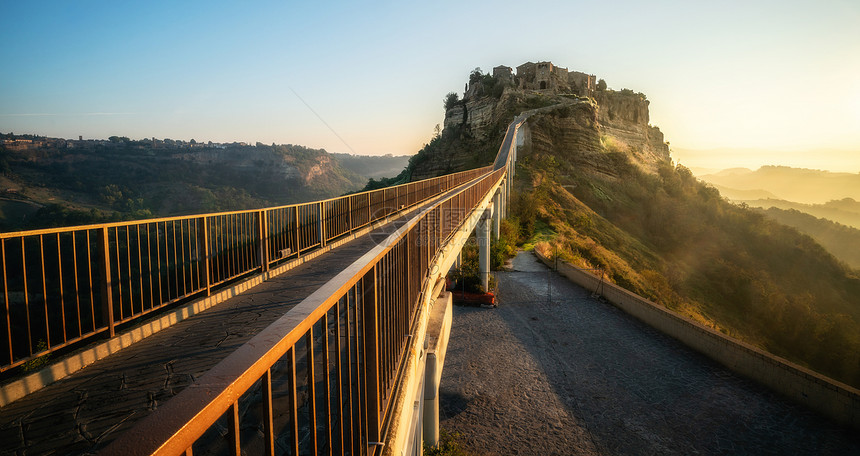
(512, 61), (596, 97)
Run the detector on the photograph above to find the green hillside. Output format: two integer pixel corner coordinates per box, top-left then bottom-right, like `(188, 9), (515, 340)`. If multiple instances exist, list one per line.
(739, 198), (860, 230)
(0, 137), (373, 231)
(754, 207), (860, 269)
(513, 149), (860, 388)
(405, 68), (860, 388)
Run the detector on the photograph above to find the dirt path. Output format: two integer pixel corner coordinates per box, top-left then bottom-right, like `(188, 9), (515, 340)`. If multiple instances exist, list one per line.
(438, 251), (860, 455)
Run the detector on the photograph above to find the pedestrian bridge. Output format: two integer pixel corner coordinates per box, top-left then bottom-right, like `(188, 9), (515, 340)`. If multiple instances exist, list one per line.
(2, 111), (859, 456)
(0, 116), (525, 455)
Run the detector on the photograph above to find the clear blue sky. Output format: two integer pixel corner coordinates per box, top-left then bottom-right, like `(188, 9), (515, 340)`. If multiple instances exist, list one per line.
(2, 0), (858, 171)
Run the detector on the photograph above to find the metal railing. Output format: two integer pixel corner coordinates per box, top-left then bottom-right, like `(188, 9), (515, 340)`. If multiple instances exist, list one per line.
(103, 115), (522, 455)
(105, 164), (508, 456)
(0, 166), (491, 374)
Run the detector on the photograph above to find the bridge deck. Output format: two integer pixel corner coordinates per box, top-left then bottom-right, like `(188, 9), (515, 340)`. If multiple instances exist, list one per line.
(0, 213), (415, 455)
(440, 251), (860, 455)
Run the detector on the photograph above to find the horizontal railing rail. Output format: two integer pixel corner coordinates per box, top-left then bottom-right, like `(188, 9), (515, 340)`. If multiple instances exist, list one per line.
(104, 164), (508, 456)
(0, 166), (491, 374)
(103, 115), (523, 455)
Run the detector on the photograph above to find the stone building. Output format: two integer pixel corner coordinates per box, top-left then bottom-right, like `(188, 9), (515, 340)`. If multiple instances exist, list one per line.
(492, 65), (514, 84)
(514, 61), (595, 97)
(568, 70), (596, 98)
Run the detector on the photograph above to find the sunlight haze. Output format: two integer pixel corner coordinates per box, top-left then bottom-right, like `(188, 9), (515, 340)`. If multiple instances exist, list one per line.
(1, 0), (858, 172)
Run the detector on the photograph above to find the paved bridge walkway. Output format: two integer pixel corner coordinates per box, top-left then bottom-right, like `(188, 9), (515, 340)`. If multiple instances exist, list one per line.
(0, 213), (413, 455)
(440, 252), (860, 455)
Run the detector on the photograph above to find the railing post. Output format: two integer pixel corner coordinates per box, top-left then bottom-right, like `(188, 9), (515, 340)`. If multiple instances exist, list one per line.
(294, 205), (301, 256)
(197, 217), (211, 296)
(362, 266), (381, 446)
(318, 202), (326, 248)
(97, 227), (115, 337)
(348, 196), (353, 232)
(257, 210), (269, 273)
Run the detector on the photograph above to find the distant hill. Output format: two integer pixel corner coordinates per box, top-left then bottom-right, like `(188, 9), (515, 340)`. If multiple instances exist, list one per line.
(0, 136), (375, 231)
(698, 166), (860, 204)
(330, 153), (410, 179)
(739, 198), (860, 229)
(709, 184), (778, 201)
(754, 207), (860, 269)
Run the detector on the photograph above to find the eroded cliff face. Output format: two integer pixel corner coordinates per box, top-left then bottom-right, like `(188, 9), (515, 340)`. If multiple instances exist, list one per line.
(439, 87), (669, 177)
(414, 65), (673, 183)
(594, 90), (670, 172)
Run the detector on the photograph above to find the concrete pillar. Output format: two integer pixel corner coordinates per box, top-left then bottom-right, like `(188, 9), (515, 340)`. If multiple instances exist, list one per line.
(423, 352), (439, 446)
(448, 249), (462, 275)
(501, 178), (508, 219)
(492, 190), (501, 240)
(506, 178), (510, 218)
(477, 208), (493, 292)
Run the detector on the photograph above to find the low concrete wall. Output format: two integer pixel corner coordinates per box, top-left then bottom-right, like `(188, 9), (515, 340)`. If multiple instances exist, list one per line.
(534, 250), (860, 431)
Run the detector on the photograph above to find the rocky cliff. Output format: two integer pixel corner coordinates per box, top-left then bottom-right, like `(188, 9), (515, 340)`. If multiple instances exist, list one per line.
(415, 69), (669, 179)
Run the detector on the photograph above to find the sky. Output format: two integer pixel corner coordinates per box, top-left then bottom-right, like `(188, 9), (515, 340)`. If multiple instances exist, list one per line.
(1, 0), (859, 172)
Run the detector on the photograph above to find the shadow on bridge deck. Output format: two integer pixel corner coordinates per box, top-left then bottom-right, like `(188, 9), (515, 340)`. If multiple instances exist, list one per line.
(0, 215), (415, 455)
(439, 251), (860, 455)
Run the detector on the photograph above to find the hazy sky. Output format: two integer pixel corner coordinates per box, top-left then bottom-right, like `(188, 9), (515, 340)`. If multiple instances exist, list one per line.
(2, 0), (858, 172)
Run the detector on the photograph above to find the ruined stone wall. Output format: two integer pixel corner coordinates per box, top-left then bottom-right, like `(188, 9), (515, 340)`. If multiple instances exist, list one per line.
(516, 62), (536, 88)
(569, 71), (596, 97)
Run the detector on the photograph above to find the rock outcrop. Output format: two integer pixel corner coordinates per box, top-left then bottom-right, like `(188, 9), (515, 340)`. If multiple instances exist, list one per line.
(423, 63), (670, 178)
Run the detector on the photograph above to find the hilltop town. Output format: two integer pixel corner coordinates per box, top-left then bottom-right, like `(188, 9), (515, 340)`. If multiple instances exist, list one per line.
(489, 61), (598, 96)
(1, 133), (252, 152)
(407, 60), (663, 181)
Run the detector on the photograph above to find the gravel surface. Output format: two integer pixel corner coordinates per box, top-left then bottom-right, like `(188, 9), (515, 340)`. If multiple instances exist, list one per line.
(438, 251), (860, 456)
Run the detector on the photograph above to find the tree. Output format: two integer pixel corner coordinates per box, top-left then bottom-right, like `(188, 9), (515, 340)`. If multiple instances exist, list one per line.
(597, 79), (607, 91)
(469, 67), (483, 84)
(444, 92), (460, 110)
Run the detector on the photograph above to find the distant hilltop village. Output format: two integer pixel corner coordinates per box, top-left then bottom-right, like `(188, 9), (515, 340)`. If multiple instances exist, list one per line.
(488, 61), (597, 97)
(0, 133), (256, 152)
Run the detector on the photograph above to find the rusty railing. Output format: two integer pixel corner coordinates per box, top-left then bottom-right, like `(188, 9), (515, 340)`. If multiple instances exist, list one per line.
(105, 164), (508, 456)
(103, 116), (522, 455)
(0, 166), (490, 374)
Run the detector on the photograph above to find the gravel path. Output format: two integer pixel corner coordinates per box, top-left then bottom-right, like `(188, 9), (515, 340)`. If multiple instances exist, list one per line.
(439, 251), (860, 455)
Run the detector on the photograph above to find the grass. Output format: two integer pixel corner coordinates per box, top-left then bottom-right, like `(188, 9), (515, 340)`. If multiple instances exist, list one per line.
(521, 219), (556, 251)
(424, 429), (475, 456)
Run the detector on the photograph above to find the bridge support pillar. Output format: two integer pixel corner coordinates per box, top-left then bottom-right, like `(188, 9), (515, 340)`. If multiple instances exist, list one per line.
(477, 208), (493, 292)
(501, 178), (508, 219)
(448, 250), (462, 276)
(492, 190), (501, 241)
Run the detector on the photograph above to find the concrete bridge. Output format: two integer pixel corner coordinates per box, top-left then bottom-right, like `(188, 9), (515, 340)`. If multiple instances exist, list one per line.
(0, 112), (858, 456)
(0, 115), (522, 455)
